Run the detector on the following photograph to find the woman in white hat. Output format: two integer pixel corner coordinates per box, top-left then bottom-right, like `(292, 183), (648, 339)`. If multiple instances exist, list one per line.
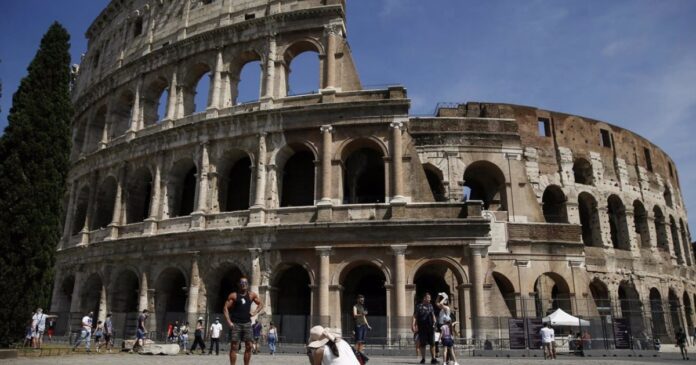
(307, 325), (360, 365)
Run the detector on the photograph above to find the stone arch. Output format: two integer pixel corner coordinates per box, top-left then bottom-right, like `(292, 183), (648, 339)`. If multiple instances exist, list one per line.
(664, 186), (673, 208)
(282, 39), (323, 96)
(72, 186), (91, 235)
(86, 105), (108, 152)
(618, 281), (644, 334)
(92, 176), (118, 230)
(230, 50), (263, 104)
(578, 192), (601, 247)
(182, 61), (213, 115)
(154, 267), (188, 332)
(73, 117), (88, 155)
(684, 291), (694, 333)
(80, 273), (105, 317)
(141, 75), (169, 125)
(533, 272), (572, 316)
(633, 200), (650, 248)
(670, 216), (684, 264)
(669, 288), (684, 335)
(271, 263), (312, 343)
(653, 206), (669, 250)
(423, 163), (447, 202)
(110, 89), (134, 138)
(408, 257), (468, 287)
(589, 277), (610, 315)
(491, 272), (517, 317)
(217, 150), (252, 212)
(168, 158), (197, 217)
(126, 166), (153, 223)
(56, 274), (75, 313)
(573, 158), (594, 185)
(207, 263), (246, 314)
(542, 185), (568, 223)
(679, 219), (691, 266)
(340, 139), (387, 204)
(276, 143), (317, 207)
(607, 195), (630, 250)
(650, 288), (668, 340)
(110, 269), (140, 313)
(463, 160), (507, 210)
(339, 261), (388, 341)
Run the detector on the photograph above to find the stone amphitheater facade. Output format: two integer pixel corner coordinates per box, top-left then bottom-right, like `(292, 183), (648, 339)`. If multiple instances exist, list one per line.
(51, 0), (694, 344)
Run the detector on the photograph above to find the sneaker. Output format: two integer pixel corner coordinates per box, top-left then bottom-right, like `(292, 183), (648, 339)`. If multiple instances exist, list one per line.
(431, 358), (438, 364)
(420, 358), (425, 364)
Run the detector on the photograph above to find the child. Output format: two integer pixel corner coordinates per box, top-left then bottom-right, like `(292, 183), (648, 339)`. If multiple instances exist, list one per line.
(440, 319), (458, 365)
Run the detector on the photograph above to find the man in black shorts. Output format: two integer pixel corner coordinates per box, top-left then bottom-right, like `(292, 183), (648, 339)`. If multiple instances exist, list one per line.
(223, 276), (264, 365)
(412, 292), (437, 364)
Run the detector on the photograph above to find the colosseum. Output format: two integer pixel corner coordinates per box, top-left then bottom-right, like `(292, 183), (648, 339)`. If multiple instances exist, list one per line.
(51, 0), (694, 349)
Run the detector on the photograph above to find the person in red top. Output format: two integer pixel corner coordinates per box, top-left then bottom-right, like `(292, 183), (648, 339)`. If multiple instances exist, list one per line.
(224, 276), (264, 365)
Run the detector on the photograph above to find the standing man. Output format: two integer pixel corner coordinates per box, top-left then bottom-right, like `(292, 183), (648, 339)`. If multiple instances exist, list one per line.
(223, 276), (264, 365)
(132, 309), (148, 353)
(540, 323), (556, 360)
(412, 292), (438, 364)
(31, 307), (47, 348)
(72, 311), (93, 352)
(352, 294), (371, 353)
(104, 313), (114, 353)
(209, 318), (223, 355)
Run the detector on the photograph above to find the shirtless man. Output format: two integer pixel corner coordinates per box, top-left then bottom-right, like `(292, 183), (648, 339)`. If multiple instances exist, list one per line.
(223, 276), (264, 365)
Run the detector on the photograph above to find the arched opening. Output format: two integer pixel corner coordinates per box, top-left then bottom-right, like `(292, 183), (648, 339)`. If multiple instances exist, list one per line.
(423, 164), (447, 202)
(533, 273), (571, 317)
(72, 186), (90, 235)
(669, 289), (684, 337)
(664, 187), (673, 208)
(618, 281), (644, 336)
(653, 206), (669, 250)
(126, 167), (152, 223)
(284, 42), (321, 96)
(154, 268), (187, 333)
(91, 177), (117, 230)
(233, 54), (263, 104)
(80, 274), (104, 319)
(463, 161), (507, 210)
(578, 192), (601, 247)
(650, 289), (667, 341)
(683, 292), (693, 333)
(183, 63), (212, 115)
(211, 266), (244, 315)
(633, 200), (650, 248)
(168, 159), (197, 217)
(573, 158), (593, 185)
(58, 275), (75, 313)
(272, 264), (311, 343)
(670, 216), (684, 264)
(607, 195), (630, 250)
(492, 272), (517, 317)
(73, 118), (88, 156)
(589, 278), (610, 315)
(111, 270), (140, 337)
(340, 264), (387, 343)
(218, 153), (251, 212)
(110, 90), (134, 138)
(86, 105), (108, 152)
(342, 143), (385, 204)
(542, 185), (568, 223)
(142, 76), (169, 126)
(280, 148), (315, 207)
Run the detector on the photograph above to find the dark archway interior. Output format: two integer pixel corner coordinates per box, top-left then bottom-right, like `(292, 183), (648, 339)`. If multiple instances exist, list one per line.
(424, 166), (447, 202)
(534, 273), (571, 317)
(72, 187), (90, 235)
(653, 207), (669, 249)
(573, 158), (593, 185)
(81, 275), (103, 316)
(92, 178), (117, 229)
(618, 282), (644, 335)
(463, 161), (506, 210)
(650, 289), (668, 340)
(607, 196), (630, 250)
(111, 271), (140, 313)
(223, 157), (251, 212)
(341, 264), (387, 341)
(633, 201), (650, 248)
(343, 148), (385, 204)
(61, 276), (75, 311)
(542, 185), (568, 223)
(578, 193), (601, 247)
(669, 290), (683, 335)
(273, 265), (311, 343)
(127, 168), (152, 223)
(155, 268), (187, 313)
(492, 272), (517, 317)
(281, 151), (315, 207)
(179, 167), (197, 216)
(214, 267), (244, 314)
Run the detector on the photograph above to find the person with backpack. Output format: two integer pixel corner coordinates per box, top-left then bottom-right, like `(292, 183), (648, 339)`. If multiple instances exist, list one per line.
(412, 292), (438, 364)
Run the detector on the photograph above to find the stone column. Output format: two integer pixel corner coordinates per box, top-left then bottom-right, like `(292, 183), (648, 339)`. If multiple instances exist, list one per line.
(263, 35), (276, 99)
(390, 121), (405, 202)
(187, 254), (201, 326)
(319, 125), (333, 204)
(391, 244), (408, 337)
(249, 248), (262, 319)
(324, 26), (338, 90)
(144, 159), (162, 235)
(165, 69), (178, 121)
(249, 134), (267, 225)
(469, 244), (487, 339)
(70, 271), (84, 313)
(208, 50), (223, 116)
(191, 143), (209, 230)
(126, 77), (142, 140)
(107, 165), (126, 240)
(80, 173), (98, 245)
(61, 182), (77, 245)
(316, 246), (332, 326)
(99, 119), (109, 150)
(50, 271), (64, 313)
(98, 284), (108, 323)
(138, 272), (149, 312)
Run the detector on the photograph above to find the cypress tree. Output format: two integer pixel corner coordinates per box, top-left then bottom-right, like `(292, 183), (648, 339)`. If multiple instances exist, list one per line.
(0, 22), (73, 346)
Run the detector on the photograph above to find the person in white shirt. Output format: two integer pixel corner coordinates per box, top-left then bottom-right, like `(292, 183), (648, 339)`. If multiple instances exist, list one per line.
(31, 308), (47, 348)
(72, 311), (93, 352)
(307, 325), (360, 365)
(208, 318), (223, 355)
(540, 323), (556, 360)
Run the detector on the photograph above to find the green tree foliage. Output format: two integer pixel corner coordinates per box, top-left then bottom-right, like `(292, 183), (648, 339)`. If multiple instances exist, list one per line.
(0, 22), (73, 346)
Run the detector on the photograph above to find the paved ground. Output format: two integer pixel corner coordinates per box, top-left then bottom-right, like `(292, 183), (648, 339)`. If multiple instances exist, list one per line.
(3, 353), (696, 365)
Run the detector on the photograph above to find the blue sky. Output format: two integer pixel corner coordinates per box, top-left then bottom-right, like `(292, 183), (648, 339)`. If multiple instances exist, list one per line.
(1, 0), (695, 232)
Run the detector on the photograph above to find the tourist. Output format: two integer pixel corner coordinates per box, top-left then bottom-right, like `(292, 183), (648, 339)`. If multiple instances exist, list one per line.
(72, 311), (93, 352)
(93, 320), (104, 352)
(190, 317), (206, 354)
(132, 309), (148, 353)
(267, 322), (278, 355)
(23, 317), (33, 348)
(440, 319), (458, 365)
(412, 292), (438, 364)
(540, 323), (556, 360)
(224, 276), (264, 365)
(581, 330), (591, 350)
(103, 313), (114, 353)
(435, 293), (451, 360)
(677, 328), (688, 360)
(179, 321), (190, 354)
(252, 319), (262, 354)
(167, 322), (174, 343)
(31, 307), (47, 348)
(209, 317), (223, 355)
(172, 320), (181, 344)
(307, 325), (360, 365)
(46, 316), (56, 342)
(352, 294), (371, 354)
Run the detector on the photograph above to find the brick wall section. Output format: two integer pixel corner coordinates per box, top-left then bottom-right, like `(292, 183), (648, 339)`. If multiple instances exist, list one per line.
(507, 223), (582, 244)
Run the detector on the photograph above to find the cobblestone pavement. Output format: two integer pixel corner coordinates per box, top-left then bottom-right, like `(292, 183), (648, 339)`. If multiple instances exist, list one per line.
(3, 353), (696, 365)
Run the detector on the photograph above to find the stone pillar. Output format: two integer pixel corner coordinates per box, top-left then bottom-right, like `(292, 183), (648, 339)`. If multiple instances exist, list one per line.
(99, 119), (109, 149)
(249, 248), (262, 319)
(458, 283), (472, 339)
(249, 134), (267, 225)
(324, 26), (338, 90)
(390, 121), (405, 202)
(470, 244), (487, 339)
(165, 69), (178, 121)
(391, 244), (408, 337)
(126, 77), (142, 140)
(187, 255), (201, 326)
(61, 182), (77, 244)
(70, 271), (84, 313)
(263, 35), (276, 99)
(80, 173), (99, 245)
(316, 246), (332, 326)
(191, 143), (209, 230)
(320, 125), (333, 203)
(144, 159), (162, 235)
(208, 50), (223, 116)
(107, 165), (125, 240)
(98, 284), (108, 323)
(138, 272), (149, 312)
(50, 271), (64, 313)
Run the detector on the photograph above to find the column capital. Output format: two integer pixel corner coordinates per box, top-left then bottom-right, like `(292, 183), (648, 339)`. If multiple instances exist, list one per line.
(316, 246), (332, 256)
(514, 259), (530, 267)
(390, 121), (404, 130)
(469, 244), (489, 257)
(390, 244), (408, 255)
(320, 125), (334, 133)
(248, 247), (262, 256)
